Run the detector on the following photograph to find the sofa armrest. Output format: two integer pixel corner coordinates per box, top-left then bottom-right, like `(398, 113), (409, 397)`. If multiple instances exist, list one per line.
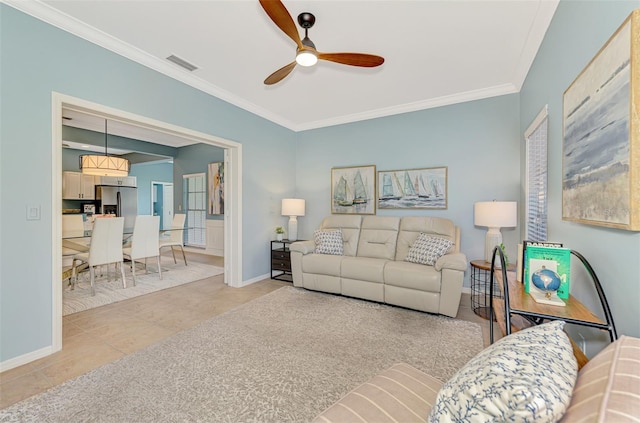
(435, 252), (468, 272)
(289, 240), (315, 255)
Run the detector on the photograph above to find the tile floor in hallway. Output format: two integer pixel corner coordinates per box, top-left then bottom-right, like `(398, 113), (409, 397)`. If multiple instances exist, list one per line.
(0, 251), (497, 409)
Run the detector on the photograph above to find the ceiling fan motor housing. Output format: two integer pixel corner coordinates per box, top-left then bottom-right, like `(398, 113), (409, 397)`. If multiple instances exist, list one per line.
(297, 12), (315, 29)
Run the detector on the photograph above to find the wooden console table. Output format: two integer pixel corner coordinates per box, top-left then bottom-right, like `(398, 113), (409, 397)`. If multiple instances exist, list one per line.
(488, 248), (617, 370)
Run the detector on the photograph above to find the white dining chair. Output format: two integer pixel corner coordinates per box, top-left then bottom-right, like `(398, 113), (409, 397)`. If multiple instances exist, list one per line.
(62, 214), (88, 256)
(123, 215), (162, 284)
(72, 217), (127, 296)
(160, 213), (187, 266)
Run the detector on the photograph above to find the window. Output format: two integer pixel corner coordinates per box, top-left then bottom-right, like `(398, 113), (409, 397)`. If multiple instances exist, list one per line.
(525, 106), (549, 241)
(183, 173), (206, 247)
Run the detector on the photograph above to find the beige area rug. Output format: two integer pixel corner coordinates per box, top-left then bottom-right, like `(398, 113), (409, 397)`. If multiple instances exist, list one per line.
(2, 287), (484, 423)
(63, 261), (224, 316)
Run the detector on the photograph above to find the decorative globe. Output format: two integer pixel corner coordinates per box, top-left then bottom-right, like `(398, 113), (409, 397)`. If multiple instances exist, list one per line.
(532, 266), (561, 297)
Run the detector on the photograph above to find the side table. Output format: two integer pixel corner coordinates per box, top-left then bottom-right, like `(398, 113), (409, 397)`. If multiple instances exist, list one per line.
(470, 259), (513, 320)
(271, 239), (303, 282)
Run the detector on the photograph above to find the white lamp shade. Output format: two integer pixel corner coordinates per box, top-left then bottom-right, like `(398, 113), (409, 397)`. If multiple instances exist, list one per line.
(474, 201), (517, 228)
(80, 154), (130, 177)
(281, 199), (305, 217)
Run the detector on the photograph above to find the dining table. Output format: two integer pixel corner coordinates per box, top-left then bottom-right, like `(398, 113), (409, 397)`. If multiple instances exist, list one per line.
(62, 226), (188, 255)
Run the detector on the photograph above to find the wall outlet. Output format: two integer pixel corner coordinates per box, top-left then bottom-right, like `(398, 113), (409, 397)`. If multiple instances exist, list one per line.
(26, 205), (41, 221)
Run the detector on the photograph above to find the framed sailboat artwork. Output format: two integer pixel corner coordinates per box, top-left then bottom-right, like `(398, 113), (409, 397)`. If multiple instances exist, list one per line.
(331, 165), (376, 214)
(378, 167), (448, 210)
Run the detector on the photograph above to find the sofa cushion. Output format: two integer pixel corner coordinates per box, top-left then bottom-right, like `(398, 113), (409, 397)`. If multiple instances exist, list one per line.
(302, 254), (344, 277)
(357, 216), (400, 260)
(428, 321), (578, 423)
(405, 234), (453, 266)
(314, 229), (344, 255)
(320, 215), (362, 257)
(313, 363), (443, 423)
(384, 261), (441, 292)
(396, 216), (458, 261)
(341, 256), (387, 283)
(560, 335), (640, 422)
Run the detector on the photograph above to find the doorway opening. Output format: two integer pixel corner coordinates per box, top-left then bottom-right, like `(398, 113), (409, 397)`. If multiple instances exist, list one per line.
(152, 181), (174, 230)
(52, 92), (243, 354)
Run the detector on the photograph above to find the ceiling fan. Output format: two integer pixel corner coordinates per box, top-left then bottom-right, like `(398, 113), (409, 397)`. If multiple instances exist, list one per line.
(259, 0), (385, 85)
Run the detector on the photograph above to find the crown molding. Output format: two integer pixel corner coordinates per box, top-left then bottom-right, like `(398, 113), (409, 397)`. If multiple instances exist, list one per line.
(2, 0), (298, 130)
(293, 83), (519, 131)
(3, 0), (550, 133)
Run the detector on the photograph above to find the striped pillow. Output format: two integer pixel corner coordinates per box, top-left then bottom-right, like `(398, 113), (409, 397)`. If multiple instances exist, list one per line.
(560, 335), (640, 422)
(313, 363), (443, 422)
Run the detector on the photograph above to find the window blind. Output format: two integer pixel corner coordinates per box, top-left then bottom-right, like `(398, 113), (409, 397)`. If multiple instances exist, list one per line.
(525, 106), (548, 242)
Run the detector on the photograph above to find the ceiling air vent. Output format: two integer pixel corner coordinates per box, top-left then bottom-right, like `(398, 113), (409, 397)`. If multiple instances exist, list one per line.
(166, 54), (198, 72)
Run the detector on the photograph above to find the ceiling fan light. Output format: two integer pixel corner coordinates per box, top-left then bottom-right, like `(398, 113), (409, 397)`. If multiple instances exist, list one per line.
(296, 50), (318, 67)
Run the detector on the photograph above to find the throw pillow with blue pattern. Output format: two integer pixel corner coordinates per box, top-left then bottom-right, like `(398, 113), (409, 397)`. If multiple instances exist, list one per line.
(405, 233), (453, 265)
(314, 229), (344, 255)
(428, 320), (578, 423)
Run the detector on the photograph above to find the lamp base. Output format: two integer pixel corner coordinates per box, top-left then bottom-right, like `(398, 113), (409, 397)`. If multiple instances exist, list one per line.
(484, 228), (502, 264)
(288, 216), (298, 241)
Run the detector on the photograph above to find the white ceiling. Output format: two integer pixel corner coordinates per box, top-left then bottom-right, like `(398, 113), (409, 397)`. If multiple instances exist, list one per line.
(8, 0), (559, 133)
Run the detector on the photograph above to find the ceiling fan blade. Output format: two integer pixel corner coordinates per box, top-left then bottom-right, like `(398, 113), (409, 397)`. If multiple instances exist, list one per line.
(317, 52), (385, 67)
(259, 0), (303, 49)
(264, 61), (297, 85)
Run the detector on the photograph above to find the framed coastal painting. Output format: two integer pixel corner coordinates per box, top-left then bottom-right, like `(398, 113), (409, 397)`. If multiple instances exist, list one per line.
(562, 9), (640, 231)
(208, 162), (224, 215)
(377, 167), (448, 210)
(331, 165), (376, 214)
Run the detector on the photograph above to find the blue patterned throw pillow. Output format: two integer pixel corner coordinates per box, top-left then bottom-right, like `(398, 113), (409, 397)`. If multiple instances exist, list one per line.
(428, 321), (578, 423)
(314, 229), (344, 255)
(405, 233), (453, 265)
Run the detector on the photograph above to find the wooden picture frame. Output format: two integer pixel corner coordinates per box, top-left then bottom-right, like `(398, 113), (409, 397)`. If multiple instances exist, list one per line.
(331, 165), (376, 214)
(562, 10), (640, 230)
(377, 167), (448, 210)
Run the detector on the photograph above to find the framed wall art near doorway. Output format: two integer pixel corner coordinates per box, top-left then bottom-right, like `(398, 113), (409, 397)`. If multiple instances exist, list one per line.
(562, 10), (640, 231)
(208, 162), (224, 215)
(331, 165), (376, 215)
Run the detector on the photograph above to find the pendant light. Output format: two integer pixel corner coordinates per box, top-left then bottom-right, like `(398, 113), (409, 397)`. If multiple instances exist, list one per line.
(80, 119), (130, 177)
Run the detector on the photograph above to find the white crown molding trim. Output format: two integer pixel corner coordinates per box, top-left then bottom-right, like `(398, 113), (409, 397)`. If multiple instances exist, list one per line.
(293, 83), (519, 132)
(3, 0), (552, 133)
(511, 0), (559, 91)
(3, 0), (298, 130)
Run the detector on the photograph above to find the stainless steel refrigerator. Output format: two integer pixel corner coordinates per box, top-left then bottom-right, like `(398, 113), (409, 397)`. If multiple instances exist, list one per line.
(95, 185), (138, 228)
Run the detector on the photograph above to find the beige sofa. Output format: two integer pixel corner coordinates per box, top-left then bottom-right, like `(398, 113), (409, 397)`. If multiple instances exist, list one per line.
(289, 215), (467, 317)
(314, 323), (640, 422)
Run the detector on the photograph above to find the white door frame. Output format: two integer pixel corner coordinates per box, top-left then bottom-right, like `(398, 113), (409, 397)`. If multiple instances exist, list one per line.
(52, 92), (243, 353)
(151, 181), (174, 229)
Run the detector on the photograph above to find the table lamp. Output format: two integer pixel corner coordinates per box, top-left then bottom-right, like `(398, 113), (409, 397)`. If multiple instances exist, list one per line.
(281, 198), (305, 241)
(474, 201), (517, 263)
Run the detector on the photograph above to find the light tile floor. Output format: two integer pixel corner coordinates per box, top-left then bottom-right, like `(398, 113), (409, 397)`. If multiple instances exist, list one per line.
(0, 253), (497, 409)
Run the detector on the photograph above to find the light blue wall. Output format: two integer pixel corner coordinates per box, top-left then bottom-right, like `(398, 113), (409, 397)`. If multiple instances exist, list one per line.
(519, 0), (640, 351)
(296, 95), (522, 284)
(174, 143), (225, 220)
(2, 0), (639, 366)
(0, 5), (296, 363)
(129, 162), (174, 216)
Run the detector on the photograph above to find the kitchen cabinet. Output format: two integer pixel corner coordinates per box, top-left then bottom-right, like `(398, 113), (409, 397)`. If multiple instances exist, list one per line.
(96, 175), (137, 187)
(62, 171), (95, 200)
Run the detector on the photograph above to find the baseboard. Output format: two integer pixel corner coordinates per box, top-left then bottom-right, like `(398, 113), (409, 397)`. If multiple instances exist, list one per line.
(0, 345), (53, 372)
(461, 286), (471, 294)
(239, 273), (271, 287)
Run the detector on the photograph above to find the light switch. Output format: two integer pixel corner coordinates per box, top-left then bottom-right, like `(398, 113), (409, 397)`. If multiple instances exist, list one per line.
(27, 205), (41, 221)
